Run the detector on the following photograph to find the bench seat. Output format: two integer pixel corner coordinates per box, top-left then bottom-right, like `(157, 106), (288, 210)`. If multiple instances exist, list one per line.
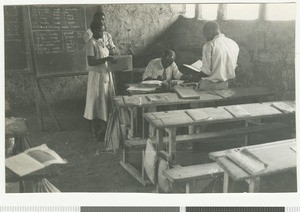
(124, 122), (288, 149)
(162, 162), (224, 193)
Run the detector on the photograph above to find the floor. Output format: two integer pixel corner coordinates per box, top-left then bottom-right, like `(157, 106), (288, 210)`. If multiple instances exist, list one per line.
(6, 99), (297, 193)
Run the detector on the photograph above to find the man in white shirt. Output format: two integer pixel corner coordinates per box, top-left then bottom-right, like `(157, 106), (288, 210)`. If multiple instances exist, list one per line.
(198, 21), (239, 90)
(143, 50), (192, 82)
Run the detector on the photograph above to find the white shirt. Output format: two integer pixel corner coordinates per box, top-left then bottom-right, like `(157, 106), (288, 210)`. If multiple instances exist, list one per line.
(142, 58), (183, 81)
(83, 29), (115, 50)
(201, 34), (239, 82)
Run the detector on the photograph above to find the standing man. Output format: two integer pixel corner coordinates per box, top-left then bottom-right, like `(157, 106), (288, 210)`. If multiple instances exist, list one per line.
(197, 21), (239, 90)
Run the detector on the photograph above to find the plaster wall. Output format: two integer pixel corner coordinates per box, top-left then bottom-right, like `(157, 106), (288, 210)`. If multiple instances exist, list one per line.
(5, 5), (295, 109)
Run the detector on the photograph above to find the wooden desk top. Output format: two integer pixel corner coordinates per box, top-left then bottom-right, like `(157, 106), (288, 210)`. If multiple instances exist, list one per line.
(143, 101), (295, 129)
(209, 139), (296, 181)
(114, 86), (273, 108)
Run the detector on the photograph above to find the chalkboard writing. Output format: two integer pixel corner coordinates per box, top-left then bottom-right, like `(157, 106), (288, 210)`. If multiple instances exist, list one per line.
(4, 6), (29, 71)
(30, 6), (85, 31)
(29, 5), (87, 77)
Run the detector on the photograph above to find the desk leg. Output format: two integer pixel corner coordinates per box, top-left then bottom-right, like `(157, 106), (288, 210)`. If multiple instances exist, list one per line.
(223, 173), (235, 193)
(156, 129), (164, 193)
(186, 182), (190, 193)
(128, 107), (137, 138)
(249, 177), (260, 193)
(168, 128), (176, 164)
(148, 107), (157, 139)
(244, 121), (249, 146)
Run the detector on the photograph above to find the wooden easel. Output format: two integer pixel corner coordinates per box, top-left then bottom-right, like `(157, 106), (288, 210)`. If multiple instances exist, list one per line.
(32, 76), (63, 131)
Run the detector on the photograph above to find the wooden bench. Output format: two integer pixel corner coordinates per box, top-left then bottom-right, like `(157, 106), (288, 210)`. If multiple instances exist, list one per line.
(162, 162), (224, 193)
(124, 122), (287, 149)
(115, 86), (274, 138)
(121, 121), (288, 186)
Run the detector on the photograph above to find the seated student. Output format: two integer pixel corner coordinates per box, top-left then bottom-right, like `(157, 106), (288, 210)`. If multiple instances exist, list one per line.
(143, 50), (192, 82)
(197, 21), (239, 90)
(83, 11), (116, 55)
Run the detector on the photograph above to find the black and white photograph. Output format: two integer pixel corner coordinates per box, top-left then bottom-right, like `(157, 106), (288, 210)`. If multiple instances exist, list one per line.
(3, 1), (297, 196)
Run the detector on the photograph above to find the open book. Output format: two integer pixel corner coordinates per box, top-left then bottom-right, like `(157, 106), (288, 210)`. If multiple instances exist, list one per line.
(6, 144), (67, 177)
(183, 60), (203, 73)
(226, 148), (268, 175)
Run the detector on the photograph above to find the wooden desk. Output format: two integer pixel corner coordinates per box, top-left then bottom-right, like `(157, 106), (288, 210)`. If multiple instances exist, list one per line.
(209, 139), (296, 193)
(144, 101), (294, 165)
(115, 86), (274, 138)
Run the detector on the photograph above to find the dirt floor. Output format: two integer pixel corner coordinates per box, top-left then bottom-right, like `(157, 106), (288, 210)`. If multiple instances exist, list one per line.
(6, 100), (297, 193)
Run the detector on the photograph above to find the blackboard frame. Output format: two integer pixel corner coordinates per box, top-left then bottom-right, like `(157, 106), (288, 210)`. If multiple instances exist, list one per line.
(25, 5), (91, 79)
(4, 6), (33, 73)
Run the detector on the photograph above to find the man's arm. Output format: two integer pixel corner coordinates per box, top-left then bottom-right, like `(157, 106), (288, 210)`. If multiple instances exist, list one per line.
(200, 42), (213, 76)
(171, 63), (183, 80)
(142, 60), (156, 81)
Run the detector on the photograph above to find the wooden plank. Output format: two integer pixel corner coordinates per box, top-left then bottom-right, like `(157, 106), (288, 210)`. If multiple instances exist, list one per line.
(124, 122), (288, 148)
(211, 139), (296, 181)
(168, 128), (176, 163)
(210, 139), (295, 160)
(202, 107), (233, 120)
(115, 87), (274, 109)
(240, 103), (282, 116)
(162, 162), (223, 183)
(120, 161), (149, 186)
(174, 87), (200, 99)
(248, 177), (261, 193)
(216, 157), (249, 181)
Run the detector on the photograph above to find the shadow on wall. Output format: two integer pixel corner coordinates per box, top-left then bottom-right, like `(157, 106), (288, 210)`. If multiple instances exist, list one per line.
(136, 16), (295, 100)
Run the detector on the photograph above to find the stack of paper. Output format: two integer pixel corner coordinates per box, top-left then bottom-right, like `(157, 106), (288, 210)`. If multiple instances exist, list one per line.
(141, 80), (162, 87)
(224, 105), (251, 118)
(226, 148), (268, 175)
(127, 85), (157, 93)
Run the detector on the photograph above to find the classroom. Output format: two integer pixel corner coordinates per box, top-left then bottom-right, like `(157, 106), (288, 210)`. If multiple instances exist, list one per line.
(4, 3), (296, 193)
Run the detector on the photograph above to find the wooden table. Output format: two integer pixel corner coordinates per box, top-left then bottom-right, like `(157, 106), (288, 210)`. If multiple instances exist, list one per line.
(209, 139), (296, 193)
(115, 86), (274, 138)
(144, 101), (295, 166)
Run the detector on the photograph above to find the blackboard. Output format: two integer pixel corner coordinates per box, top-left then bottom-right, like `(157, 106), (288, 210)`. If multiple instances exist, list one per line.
(4, 6), (29, 71)
(28, 5), (88, 78)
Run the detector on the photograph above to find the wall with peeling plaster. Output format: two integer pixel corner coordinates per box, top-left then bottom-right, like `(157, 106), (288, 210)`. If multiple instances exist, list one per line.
(5, 4), (295, 109)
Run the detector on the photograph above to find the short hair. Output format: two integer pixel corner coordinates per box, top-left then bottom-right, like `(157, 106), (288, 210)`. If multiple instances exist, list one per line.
(90, 21), (104, 33)
(162, 49), (176, 59)
(203, 21), (220, 34)
(93, 11), (105, 20)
